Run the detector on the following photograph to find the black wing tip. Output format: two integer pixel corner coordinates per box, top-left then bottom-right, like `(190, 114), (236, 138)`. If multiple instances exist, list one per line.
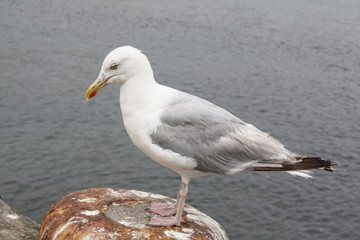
(295, 156), (337, 172)
(322, 161), (337, 172)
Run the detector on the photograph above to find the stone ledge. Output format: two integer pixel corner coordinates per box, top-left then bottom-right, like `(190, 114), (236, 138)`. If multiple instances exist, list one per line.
(0, 198), (40, 240)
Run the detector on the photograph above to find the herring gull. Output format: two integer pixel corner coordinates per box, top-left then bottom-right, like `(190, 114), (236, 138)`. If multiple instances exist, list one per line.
(85, 46), (335, 226)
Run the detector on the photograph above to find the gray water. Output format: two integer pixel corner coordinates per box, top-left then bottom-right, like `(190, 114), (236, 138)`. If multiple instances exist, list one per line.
(1, 0), (359, 239)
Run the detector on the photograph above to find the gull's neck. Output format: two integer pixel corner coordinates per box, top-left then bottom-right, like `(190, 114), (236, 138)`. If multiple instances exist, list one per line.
(119, 68), (172, 118)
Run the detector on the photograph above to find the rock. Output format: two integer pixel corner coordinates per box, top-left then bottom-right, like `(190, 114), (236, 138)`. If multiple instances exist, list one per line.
(38, 188), (228, 240)
(0, 199), (40, 240)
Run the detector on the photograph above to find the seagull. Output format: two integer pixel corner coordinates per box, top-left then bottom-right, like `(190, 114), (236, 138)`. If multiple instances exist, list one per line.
(85, 46), (335, 227)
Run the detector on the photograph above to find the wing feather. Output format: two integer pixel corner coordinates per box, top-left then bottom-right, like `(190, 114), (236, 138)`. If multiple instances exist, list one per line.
(150, 92), (294, 174)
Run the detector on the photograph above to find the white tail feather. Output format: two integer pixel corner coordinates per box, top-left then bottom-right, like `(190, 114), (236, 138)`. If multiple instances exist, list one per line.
(287, 170), (313, 179)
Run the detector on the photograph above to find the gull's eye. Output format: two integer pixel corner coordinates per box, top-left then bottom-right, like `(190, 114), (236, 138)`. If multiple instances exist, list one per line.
(110, 64), (117, 70)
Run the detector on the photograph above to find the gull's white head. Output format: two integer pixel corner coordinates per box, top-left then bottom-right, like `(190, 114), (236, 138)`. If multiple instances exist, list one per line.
(85, 46), (152, 99)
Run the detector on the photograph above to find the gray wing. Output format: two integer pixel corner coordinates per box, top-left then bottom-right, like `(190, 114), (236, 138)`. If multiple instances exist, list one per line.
(151, 91), (294, 174)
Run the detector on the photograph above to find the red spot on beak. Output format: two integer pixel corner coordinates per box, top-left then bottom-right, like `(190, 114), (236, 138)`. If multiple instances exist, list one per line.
(89, 92), (97, 99)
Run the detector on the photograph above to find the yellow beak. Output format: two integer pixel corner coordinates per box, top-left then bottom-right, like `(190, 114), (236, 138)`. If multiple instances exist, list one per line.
(85, 79), (107, 100)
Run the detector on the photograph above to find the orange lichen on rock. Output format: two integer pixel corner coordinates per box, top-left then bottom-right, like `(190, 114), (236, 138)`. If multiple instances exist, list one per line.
(37, 188), (228, 240)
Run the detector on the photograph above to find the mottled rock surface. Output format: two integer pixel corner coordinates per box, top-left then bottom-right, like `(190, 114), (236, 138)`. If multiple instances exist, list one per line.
(0, 199), (40, 240)
(38, 188), (228, 240)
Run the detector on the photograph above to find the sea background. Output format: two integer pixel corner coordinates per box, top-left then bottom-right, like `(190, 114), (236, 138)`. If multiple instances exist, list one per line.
(1, 0), (359, 239)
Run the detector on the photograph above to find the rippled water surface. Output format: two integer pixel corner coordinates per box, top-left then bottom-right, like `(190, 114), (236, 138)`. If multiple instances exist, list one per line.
(1, 0), (359, 239)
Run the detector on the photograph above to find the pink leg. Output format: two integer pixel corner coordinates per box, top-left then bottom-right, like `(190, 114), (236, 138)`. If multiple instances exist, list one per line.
(149, 176), (190, 227)
(149, 181), (183, 217)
